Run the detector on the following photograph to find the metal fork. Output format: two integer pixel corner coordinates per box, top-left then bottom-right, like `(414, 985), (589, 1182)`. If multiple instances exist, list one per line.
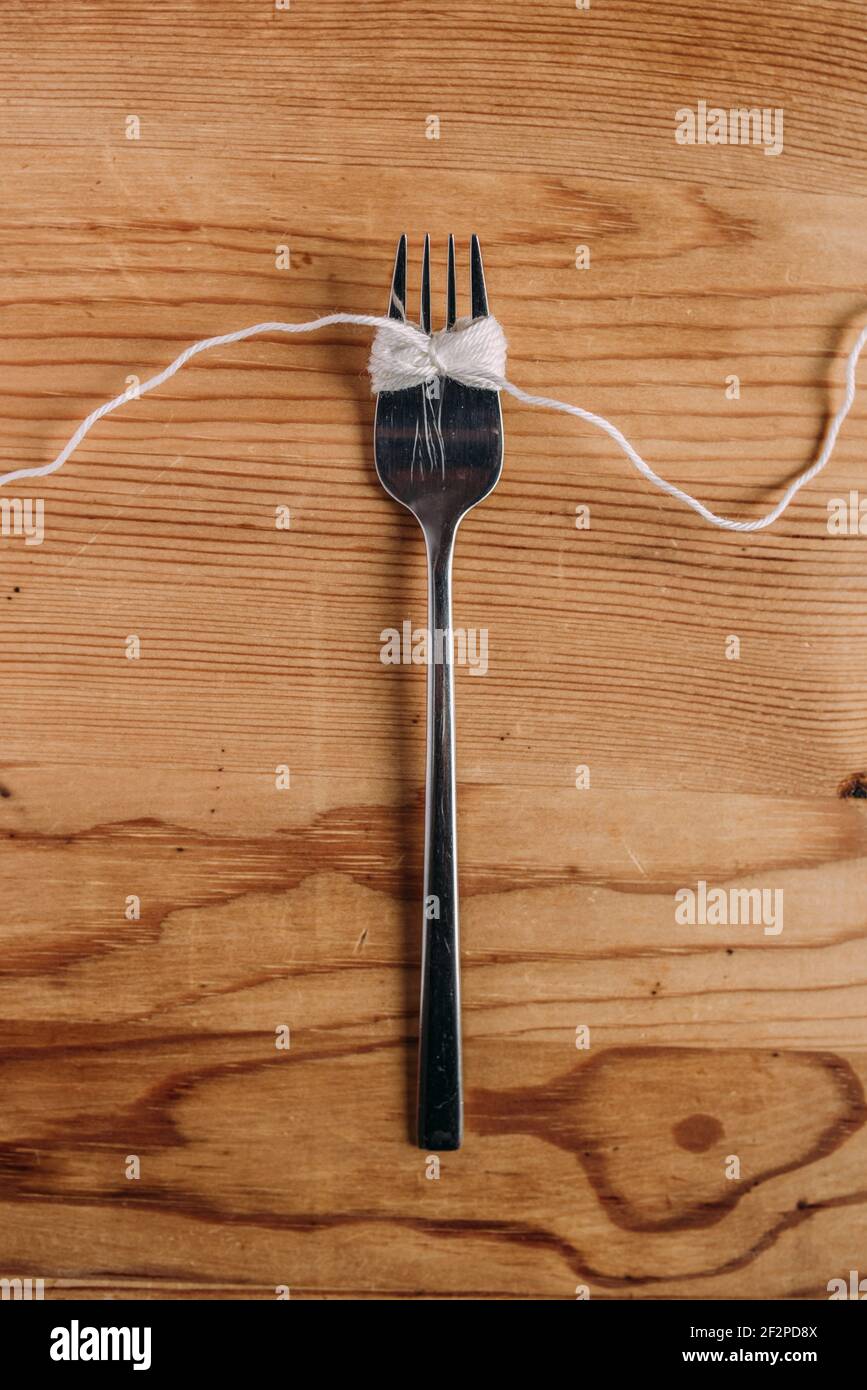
(373, 234), (504, 1150)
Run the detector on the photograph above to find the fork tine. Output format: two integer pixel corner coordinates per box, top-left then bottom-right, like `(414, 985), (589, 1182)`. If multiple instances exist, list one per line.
(446, 234), (457, 329)
(421, 234), (432, 333)
(470, 234), (489, 317)
(388, 234), (407, 321)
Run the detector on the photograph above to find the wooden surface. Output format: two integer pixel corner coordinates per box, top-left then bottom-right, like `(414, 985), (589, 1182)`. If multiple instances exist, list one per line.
(1, 0), (867, 1300)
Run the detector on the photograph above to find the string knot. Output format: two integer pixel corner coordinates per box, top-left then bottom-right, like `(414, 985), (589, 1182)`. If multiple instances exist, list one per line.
(368, 315), (507, 394)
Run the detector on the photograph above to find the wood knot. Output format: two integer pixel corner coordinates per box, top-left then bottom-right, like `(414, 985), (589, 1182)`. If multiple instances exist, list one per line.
(838, 772), (867, 799)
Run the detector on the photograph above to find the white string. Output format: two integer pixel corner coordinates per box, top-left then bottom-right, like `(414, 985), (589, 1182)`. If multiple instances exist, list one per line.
(1, 312), (864, 533)
(500, 328), (867, 533)
(0, 314), (390, 490)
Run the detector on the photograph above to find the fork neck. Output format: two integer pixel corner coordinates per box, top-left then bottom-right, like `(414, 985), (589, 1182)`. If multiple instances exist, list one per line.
(422, 518), (457, 577)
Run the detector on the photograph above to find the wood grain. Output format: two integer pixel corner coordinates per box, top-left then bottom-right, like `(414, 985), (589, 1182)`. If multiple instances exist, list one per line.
(1, 0), (866, 1299)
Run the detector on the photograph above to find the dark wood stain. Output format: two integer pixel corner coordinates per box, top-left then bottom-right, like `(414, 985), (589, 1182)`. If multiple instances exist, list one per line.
(672, 1112), (724, 1153)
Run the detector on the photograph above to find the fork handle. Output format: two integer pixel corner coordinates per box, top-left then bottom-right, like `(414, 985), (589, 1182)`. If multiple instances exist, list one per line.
(417, 525), (463, 1151)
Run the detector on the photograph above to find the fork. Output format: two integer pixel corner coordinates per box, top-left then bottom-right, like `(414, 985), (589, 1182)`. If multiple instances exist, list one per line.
(374, 235), (504, 1150)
